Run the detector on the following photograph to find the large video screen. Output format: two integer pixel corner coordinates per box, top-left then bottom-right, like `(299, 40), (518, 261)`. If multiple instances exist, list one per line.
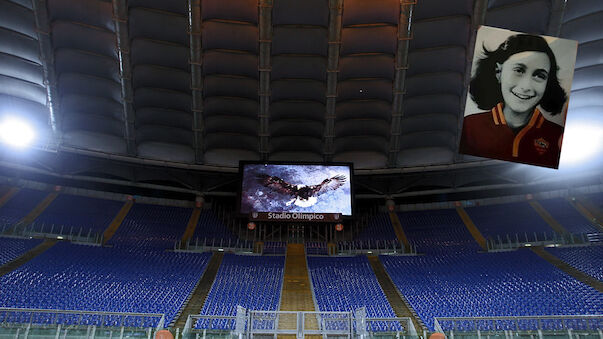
(240, 163), (353, 216)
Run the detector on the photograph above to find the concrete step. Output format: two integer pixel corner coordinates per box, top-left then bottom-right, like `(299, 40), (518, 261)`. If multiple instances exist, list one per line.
(531, 247), (603, 293)
(0, 239), (58, 277)
(173, 252), (224, 328)
(367, 255), (426, 332)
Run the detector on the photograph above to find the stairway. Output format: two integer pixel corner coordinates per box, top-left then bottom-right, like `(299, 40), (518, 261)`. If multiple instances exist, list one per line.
(530, 247), (603, 293)
(456, 207), (487, 250)
(173, 252), (224, 328)
(0, 187), (18, 209)
(367, 255), (426, 332)
(572, 197), (603, 232)
(388, 212), (410, 252)
(528, 201), (569, 235)
(13, 192), (59, 233)
(279, 244), (318, 332)
(102, 201), (134, 244)
(0, 239), (57, 277)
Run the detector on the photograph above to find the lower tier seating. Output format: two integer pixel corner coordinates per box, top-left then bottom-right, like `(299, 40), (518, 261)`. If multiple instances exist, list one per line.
(546, 245), (603, 281)
(0, 236), (42, 266)
(0, 242), (211, 326)
(197, 254), (285, 330)
(307, 256), (402, 332)
(381, 250), (603, 330)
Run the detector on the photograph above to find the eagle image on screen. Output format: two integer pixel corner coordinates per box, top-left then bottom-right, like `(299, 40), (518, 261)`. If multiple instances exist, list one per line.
(240, 164), (352, 215)
(459, 26), (577, 169)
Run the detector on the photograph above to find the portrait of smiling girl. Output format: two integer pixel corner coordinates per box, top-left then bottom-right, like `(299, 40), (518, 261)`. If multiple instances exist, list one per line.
(460, 27), (577, 169)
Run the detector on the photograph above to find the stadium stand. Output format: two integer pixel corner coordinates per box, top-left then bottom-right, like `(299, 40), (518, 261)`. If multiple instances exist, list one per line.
(263, 241), (287, 255)
(305, 241), (328, 255)
(381, 250), (603, 330)
(464, 202), (556, 242)
(0, 242), (211, 326)
(0, 189), (47, 228)
(32, 194), (124, 235)
(197, 253), (285, 329)
(190, 209), (239, 245)
(397, 209), (480, 254)
(546, 245), (603, 282)
(355, 213), (397, 241)
(307, 255), (396, 317)
(109, 203), (191, 249)
(538, 198), (600, 234)
(307, 256), (401, 331)
(0, 236), (43, 267)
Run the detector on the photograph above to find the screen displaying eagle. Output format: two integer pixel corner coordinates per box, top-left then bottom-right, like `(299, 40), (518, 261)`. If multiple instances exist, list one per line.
(257, 174), (347, 208)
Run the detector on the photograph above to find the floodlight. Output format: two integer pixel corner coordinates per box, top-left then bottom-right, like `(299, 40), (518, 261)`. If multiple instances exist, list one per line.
(560, 123), (603, 165)
(0, 117), (35, 148)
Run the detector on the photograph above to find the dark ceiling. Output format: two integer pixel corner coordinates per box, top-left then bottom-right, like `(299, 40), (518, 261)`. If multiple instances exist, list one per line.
(0, 0), (602, 200)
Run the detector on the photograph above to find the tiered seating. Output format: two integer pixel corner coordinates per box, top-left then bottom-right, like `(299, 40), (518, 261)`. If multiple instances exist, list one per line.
(397, 209), (480, 254)
(0, 242), (211, 326)
(538, 198), (599, 234)
(305, 241), (328, 255)
(263, 241), (287, 255)
(0, 188), (47, 228)
(191, 210), (238, 245)
(546, 245), (603, 281)
(307, 256), (401, 332)
(465, 202), (555, 242)
(109, 203), (191, 249)
(32, 195), (124, 235)
(0, 237), (43, 266)
(356, 213), (397, 241)
(381, 251), (603, 330)
(197, 254), (284, 329)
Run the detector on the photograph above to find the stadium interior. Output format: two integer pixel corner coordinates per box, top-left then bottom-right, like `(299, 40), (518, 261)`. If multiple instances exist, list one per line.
(0, 0), (602, 338)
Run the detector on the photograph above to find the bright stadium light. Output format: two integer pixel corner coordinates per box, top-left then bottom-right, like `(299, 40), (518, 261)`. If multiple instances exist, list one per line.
(0, 117), (35, 148)
(559, 122), (603, 165)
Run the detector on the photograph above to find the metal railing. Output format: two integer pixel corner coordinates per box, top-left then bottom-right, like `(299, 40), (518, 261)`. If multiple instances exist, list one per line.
(1, 222), (102, 244)
(434, 315), (603, 335)
(486, 232), (601, 252)
(0, 308), (165, 329)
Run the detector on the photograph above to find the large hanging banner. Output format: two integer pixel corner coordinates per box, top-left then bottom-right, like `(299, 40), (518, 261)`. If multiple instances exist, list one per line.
(459, 26), (578, 169)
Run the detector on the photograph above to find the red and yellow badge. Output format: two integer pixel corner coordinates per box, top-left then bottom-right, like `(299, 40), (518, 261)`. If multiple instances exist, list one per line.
(533, 137), (549, 155)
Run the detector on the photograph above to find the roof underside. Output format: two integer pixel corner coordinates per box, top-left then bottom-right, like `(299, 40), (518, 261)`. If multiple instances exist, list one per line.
(0, 0), (602, 197)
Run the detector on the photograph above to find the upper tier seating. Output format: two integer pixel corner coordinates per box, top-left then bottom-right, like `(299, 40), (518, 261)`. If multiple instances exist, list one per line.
(307, 256), (401, 332)
(33, 194), (124, 235)
(109, 203), (191, 249)
(538, 198), (600, 234)
(355, 213), (397, 241)
(0, 242), (211, 326)
(546, 245), (603, 281)
(197, 253), (285, 329)
(397, 209), (480, 254)
(465, 202), (555, 242)
(381, 250), (603, 330)
(306, 241), (328, 255)
(0, 188), (47, 228)
(0, 236), (42, 266)
(263, 241), (287, 255)
(191, 209), (238, 245)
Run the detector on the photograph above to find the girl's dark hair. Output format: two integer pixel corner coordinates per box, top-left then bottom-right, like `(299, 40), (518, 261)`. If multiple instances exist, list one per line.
(469, 34), (567, 115)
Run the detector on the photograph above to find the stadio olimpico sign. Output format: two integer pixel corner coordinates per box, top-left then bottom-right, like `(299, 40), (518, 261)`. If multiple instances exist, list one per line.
(249, 212), (342, 222)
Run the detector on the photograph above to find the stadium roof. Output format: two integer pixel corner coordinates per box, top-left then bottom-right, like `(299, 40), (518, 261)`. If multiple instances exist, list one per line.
(0, 0), (601, 200)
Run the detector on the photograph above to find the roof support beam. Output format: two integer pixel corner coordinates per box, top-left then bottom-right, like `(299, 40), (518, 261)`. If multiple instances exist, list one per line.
(455, 0), (487, 162)
(258, 0), (273, 161)
(188, 0), (204, 163)
(32, 0), (60, 141)
(323, 0), (343, 163)
(547, 0), (567, 36)
(387, 0), (415, 167)
(112, 0), (137, 156)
